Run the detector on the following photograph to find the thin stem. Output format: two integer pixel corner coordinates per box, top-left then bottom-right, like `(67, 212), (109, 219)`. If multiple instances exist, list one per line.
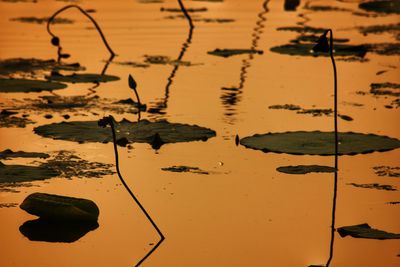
(108, 116), (165, 266)
(177, 0), (194, 29)
(326, 28), (338, 267)
(47, 5), (116, 57)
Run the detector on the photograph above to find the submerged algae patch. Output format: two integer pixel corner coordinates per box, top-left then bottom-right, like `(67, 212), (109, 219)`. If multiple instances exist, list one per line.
(240, 131), (400, 155)
(34, 119), (216, 146)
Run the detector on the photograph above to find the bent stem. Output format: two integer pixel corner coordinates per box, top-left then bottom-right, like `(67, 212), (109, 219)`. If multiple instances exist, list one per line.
(47, 5), (116, 60)
(107, 116), (165, 266)
(326, 28), (338, 267)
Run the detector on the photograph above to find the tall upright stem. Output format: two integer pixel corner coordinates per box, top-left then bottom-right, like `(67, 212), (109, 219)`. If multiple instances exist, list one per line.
(326, 29), (338, 267)
(108, 116), (164, 267)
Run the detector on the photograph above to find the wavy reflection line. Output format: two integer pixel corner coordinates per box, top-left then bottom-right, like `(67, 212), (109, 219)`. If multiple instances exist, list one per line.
(221, 0), (269, 122)
(148, 0), (194, 116)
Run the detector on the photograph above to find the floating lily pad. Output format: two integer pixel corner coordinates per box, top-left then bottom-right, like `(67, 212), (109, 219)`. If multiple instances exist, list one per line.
(305, 5), (351, 12)
(161, 165), (209, 175)
(270, 43), (367, 57)
(359, 0), (400, 14)
(0, 149), (49, 159)
(0, 78), (67, 93)
(160, 7), (207, 12)
(269, 104), (301, 110)
(240, 131), (400, 155)
(208, 49), (263, 58)
(373, 166), (400, 177)
(20, 192), (99, 222)
(0, 203), (18, 208)
(338, 223), (400, 239)
(0, 58), (83, 76)
(348, 182), (396, 191)
(277, 165), (336, 174)
(34, 119), (216, 146)
(19, 218), (98, 243)
(357, 23), (400, 40)
(291, 35), (350, 44)
(46, 73), (120, 83)
(366, 43), (400, 55)
(277, 26), (328, 34)
(143, 55), (192, 66)
(10, 16), (74, 24)
(0, 111), (34, 128)
(0, 162), (60, 183)
(370, 82), (400, 96)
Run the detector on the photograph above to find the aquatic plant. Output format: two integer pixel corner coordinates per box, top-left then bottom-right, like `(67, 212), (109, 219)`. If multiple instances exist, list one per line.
(46, 5), (116, 62)
(98, 116), (164, 267)
(312, 29), (337, 267)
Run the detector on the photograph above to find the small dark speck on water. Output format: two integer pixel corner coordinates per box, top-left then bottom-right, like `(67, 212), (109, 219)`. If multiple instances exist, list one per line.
(44, 114), (53, 119)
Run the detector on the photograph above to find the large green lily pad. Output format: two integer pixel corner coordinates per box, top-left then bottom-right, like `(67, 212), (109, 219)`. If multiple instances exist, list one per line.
(20, 192), (99, 222)
(19, 218), (98, 243)
(34, 119), (216, 146)
(0, 78), (67, 93)
(46, 73), (120, 83)
(359, 0), (400, 14)
(338, 223), (400, 239)
(240, 131), (400, 155)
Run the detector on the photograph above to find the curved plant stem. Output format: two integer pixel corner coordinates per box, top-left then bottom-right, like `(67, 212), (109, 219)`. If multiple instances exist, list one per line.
(108, 116), (165, 267)
(326, 28), (338, 267)
(177, 0), (194, 29)
(47, 5), (116, 58)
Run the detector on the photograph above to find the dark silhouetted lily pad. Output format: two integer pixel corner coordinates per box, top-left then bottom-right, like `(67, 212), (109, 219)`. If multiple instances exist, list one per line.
(0, 58), (83, 76)
(0, 162), (60, 183)
(277, 165), (336, 174)
(208, 49), (263, 58)
(0, 110), (34, 128)
(161, 165), (209, 175)
(366, 43), (400, 55)
(370, 82), (400, 96)
(0, 78), (67, 93)
(143, 55), (193, 66)
(277, 26), (328, 34)
(338, 223), (400, 239)
(359, 0), (400, 14)
(240, 131), (400, 155)
(46, 73), (120, 83)
(10, 16), (74, 24)
(19, 218), (98, 243)
(348, 183), (396, 191)
(373, 166), (400, 177)
(34, 119), (216, 146)
(20, 192), (99, 222)
(160, 7), (207, 12)
(0, 149), (49, 159)
(270, 43), (367, 57)
(357, 23), (400, 40)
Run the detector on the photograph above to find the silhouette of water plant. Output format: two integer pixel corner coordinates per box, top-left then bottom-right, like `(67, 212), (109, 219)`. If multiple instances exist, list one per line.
(98, 116), (164, 267)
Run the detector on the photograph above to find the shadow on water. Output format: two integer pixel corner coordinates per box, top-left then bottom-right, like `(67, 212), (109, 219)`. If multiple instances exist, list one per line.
(147, 0), (194, 117)
(221, 0), (269, 124)
(19, 218), (99, 243)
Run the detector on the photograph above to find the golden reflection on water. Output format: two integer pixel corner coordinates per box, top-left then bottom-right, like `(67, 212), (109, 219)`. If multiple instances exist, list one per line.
(0, 0), (399, 266)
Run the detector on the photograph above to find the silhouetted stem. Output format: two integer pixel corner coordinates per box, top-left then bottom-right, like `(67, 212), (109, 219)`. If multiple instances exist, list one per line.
(326, 28), (338, 267)
(108, 116), (164, 266)
(177, 0), (194, 29)
(47, 5), (116, 58)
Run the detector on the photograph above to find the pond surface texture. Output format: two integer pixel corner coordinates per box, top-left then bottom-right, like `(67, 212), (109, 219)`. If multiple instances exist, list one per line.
(0, 0), (399, 267)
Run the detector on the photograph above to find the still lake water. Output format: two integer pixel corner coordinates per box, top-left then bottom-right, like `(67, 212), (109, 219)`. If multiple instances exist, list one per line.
(0, 0), (399, 266)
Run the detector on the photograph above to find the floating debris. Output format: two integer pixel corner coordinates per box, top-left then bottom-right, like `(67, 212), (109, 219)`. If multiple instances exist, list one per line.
(373, 166), (400, 177)
(161, 165), (209, 175)
(277, 165), (336, 174)
(208, 48), (263, 58)
(347, 182), (396, 191)
(338, 223), (400, 239)
(240, 131), (400, 155)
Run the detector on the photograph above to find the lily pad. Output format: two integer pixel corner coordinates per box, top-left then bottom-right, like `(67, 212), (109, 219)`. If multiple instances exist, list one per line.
(0, 162), (60, 183)
(348, 182), (396, 191)
(160, 7), (207, 12)
(270, 43), (367, 57)
(20, 192), (99, 222)
(0, 78), (67, 92)
(373, 166), (400, 177)
(0, 58), (83, 76)
(46, 73), (120, 83)
(338, 223), (400, 239)
(0, 149), (49, 159)
(0, 111), (34, 128)
(277, 26), (328, 34)
(19, 218), (98, 243)
(370, 82), (400, 96)
(240, 131), (400, 155)
(34, 119), (216, 146)
(161, 165), (209, 175)
(10, 16), (74, 24)
(277, 165), (336, 174)
(359, 0), (400, 14)
(207, 49), (263, 58)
